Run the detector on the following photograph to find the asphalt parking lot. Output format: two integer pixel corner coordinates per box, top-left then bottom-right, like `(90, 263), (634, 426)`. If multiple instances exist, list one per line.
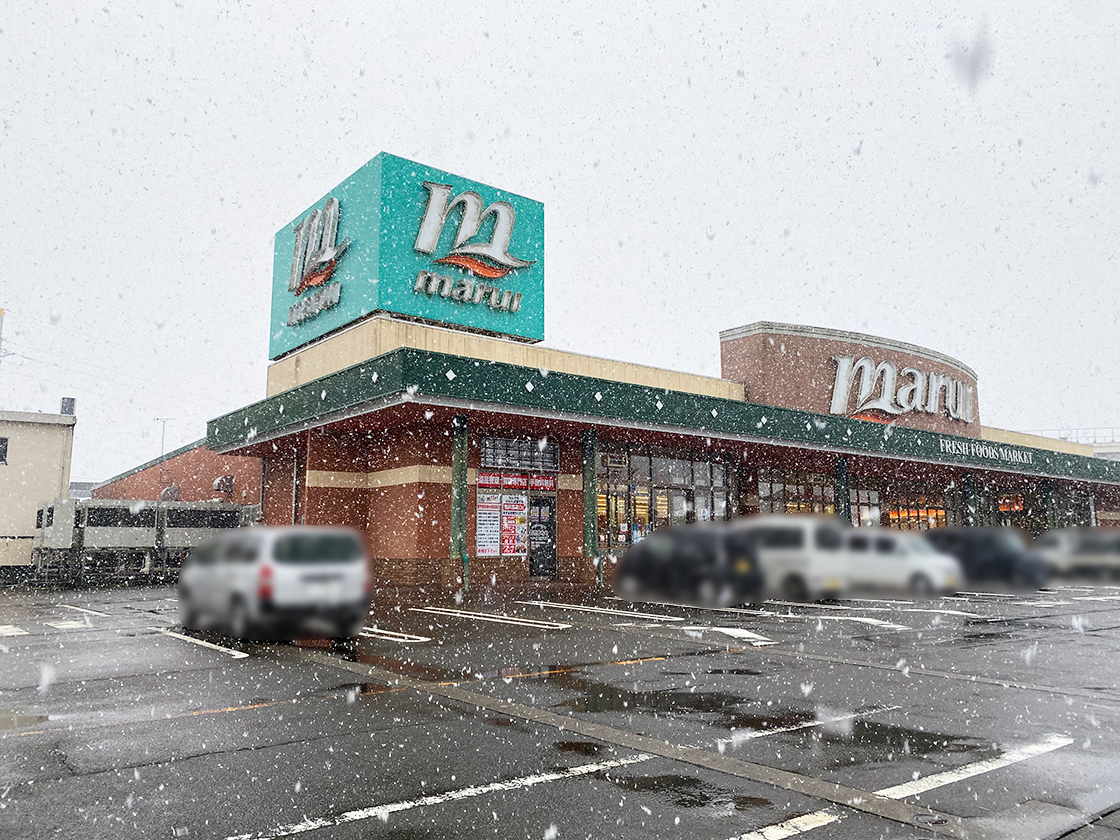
(3, 583), (1120, 840)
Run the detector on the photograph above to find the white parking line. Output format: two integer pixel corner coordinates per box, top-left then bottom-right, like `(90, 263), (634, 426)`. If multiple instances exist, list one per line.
(950, 591), (1018, 598)
(44, 620), (87, 630)
(0, 625), (28, 637)
(898, 607), (981, 617)
(729, 732), (1073, 840)
(814, 616), (911, 631)
(716, 706), (901, 750)
(731, 810), (840, 839)
(224, 753), (653, 840)
(516, 600), (685, 621)
(681, 626), (775, 646)
(409, 607), (571, 630)
(148, 627), (249, 659)
(360, 627), (432, 643)
(767, 600), (852, 610)
(876, 732), (1074, 798)
(59, 604), (109, 617)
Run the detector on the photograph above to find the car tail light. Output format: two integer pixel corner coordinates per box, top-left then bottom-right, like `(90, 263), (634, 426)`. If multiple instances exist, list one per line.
(258, 564), (274, 600)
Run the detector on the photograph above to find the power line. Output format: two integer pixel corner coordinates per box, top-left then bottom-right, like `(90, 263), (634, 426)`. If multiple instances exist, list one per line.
(5, 343), (230, 411)
(1, 368), (212, 423)
(1, 307), (261, 383)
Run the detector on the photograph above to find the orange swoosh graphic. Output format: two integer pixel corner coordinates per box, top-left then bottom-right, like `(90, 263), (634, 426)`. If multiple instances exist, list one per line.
(295, 259), (337, 295)
(434, 255), (511, 279)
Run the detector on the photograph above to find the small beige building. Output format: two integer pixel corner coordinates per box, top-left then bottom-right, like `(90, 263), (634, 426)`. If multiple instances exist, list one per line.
(0, 407), (76, 568)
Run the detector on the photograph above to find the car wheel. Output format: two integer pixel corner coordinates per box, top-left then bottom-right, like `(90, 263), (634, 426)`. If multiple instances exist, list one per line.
(229, 598), (255, 640)
(909, 574), (934, 597)
(178, 592), (198, 630)
(781, 575), (809, 602)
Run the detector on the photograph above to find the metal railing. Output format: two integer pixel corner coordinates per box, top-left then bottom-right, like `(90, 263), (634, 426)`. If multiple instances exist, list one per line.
(1024, 428), (1120, 445)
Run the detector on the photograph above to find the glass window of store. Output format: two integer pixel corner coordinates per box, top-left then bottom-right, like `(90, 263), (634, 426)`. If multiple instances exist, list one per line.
(597, 446), (730, 553)
(757, 468), (835, 515)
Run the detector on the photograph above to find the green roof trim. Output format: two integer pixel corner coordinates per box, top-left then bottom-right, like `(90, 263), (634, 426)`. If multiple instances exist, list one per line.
(207, 348), (1120, 486)
(92, 438), (207, 491)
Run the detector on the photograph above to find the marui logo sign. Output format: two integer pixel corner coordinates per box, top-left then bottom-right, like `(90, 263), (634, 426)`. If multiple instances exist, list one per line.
(411, 181), (533, 316)
(286, 196), (350, 327)
(413, 182), (535, 279)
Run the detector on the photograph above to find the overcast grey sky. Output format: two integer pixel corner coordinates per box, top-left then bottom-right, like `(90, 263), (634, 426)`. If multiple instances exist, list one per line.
(1, 1), (1116, 482)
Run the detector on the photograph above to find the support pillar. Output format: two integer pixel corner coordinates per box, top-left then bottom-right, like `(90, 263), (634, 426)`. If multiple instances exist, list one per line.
(833, 457), (851, 524)
(582, 429), (600, 586)
(1040, 479), (1058, 531)
(963, 472), (978, 527)
(450, 415), (469, 592)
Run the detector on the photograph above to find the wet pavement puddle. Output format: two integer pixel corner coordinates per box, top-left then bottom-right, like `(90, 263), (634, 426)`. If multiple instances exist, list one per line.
(0, 709), (49, 731)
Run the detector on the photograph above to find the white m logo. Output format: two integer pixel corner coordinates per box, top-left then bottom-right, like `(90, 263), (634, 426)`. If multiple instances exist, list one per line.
(413, 181), (534, 280)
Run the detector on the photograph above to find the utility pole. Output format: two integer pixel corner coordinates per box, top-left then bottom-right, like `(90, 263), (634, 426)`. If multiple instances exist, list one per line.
(155, 417), (173, 486)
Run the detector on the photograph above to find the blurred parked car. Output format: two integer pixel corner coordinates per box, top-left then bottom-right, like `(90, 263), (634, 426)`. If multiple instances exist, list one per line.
(1035, 527), (1120, 576)
(922, 527), (1049, 589)
(727, 514), (850, 601)
(845, 530), (961, 595)
(178, 526), (372, 640)
(613, 522), (765, 606)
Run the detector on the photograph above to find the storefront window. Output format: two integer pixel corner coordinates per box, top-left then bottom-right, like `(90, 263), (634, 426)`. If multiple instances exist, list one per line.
(482, 437), (559, 472)
(630, 454), (650, 483)
(757, 468), (835, 515)
(669, 458), (691, 486)
(850, 485), (881, 527)
(693, 461), (710, 487)
(597, 445), (730, 552)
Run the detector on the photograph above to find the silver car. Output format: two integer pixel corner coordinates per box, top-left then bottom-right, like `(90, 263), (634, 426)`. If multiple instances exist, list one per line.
(178, 526), (372, 640)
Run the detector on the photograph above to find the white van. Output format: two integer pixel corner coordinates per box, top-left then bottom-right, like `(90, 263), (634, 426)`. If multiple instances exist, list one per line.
(727, 514), (850, 601)
(178, 526), (372, 640)
(845, 530), (961, 595)
(1036, 528), (1120, 576)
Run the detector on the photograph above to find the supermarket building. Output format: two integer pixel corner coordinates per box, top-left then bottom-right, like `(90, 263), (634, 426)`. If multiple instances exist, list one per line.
(207, 153), (1120, 597)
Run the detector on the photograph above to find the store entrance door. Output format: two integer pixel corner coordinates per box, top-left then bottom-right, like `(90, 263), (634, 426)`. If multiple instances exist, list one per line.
(528, 496), (557, 579)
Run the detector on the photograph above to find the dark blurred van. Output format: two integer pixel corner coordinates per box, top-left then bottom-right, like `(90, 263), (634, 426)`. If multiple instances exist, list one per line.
(922, 527), (1049, 589)
(178, 526), (372, 640)
(613, 523), (765, 607)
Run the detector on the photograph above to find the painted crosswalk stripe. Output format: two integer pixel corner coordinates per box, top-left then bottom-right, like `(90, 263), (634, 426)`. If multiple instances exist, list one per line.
(516, 600), (685, 621)
(59, 604), (109, 617)
(360, 627), (432, 643)
(716, 706), (901, 751)
(0, 625), (28, 637)
(45, 620), (87, 630)
(410, 607), (571, 630)
(728, 733), (1073, 840)
(224, 753), (653, 840)
(148, 626), (249, 659)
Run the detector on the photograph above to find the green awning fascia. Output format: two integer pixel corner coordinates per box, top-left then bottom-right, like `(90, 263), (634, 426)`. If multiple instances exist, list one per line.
(206, 347), (1120, 486)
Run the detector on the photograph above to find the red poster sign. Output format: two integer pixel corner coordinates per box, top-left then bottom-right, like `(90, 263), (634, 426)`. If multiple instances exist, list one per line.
(529, 474), (557, 492)
(476, 472), (501, 488)
(501, 473), (529, 490)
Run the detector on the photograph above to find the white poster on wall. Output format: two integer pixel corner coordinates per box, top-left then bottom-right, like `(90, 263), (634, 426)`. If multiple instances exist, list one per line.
(501, 494), (529, 556)
(476, 493), (502, 557)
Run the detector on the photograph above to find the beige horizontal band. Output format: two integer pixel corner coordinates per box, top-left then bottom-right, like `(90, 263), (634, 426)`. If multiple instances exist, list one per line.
(1097, 510), (1120, 521)
(307, 466), (581, 491)
(307, 465), (452, 489)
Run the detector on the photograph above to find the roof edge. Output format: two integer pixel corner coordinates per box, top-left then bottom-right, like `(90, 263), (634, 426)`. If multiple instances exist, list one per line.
(719, 321), (978, 380)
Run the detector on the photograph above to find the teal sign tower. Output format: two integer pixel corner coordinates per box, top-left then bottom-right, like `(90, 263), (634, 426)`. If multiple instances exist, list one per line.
(270, 153), (545, 359)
